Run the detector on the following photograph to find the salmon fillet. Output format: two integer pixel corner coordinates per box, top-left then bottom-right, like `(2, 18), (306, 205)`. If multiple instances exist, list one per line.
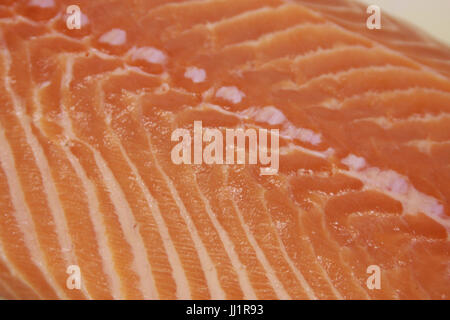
(0, 0), (449, 300)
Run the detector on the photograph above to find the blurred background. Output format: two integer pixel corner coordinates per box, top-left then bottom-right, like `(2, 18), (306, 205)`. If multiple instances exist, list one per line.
(358, 0), (450, 45)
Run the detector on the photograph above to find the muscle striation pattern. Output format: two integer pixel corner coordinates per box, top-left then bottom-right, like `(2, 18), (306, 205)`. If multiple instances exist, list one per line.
(0, 0), (449, 300)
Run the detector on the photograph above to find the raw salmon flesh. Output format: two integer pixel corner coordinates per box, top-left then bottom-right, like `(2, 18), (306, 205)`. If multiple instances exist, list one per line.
(0, 0), (449, 300)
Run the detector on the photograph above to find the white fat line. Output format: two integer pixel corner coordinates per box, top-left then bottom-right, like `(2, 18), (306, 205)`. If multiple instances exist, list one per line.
(310, 202), (372, 299)
(275, 2), (437, 72)
(320, 86), (450, 111)
(60, 57), (158, 299)
(192, 172), (257, 299)
(253, 177), (317, 299)
(0, 48), (68, 298)
(290, 207), (344, 300)
(0, 230), (43, 299)
(65, 54), (197, 298)
(0, 14), (41, 27)
(294, 65), (445, 93)
(146, 135), (225, 300)
(405, 139), (450, 156)
(100, 88), (189, 299)
(0, 126), (56, 298)
(63, 146), (123, 300)
(206, 5), (283, 29)
(332, 87), (450, 110)
(304, 10), (450, 82)
(199, 103), (323, 146)
(147, 0), (282, 25)
(29, 0), (55, 9)
(59, 49), (167, 85)
(32, 75), (91, 299)
(223, 23), (328, 49)
(146, 0), (213, 14)
(353, 113), (450, 129)
(114, 140), (188, 299)
(385, 38), (446, 49)
(0, 278), (17, 300)
(228, 187), (291, 300)
(325, 13), (399, 33)
(89, 146), (158, 300)
(57, 54), (115, 299)
(340, 154), (449, 232)
(246, 45), (375, 72)
(294, 0), (361, 13)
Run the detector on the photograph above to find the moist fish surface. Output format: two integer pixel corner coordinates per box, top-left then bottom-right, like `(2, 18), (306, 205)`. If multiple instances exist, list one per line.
(0, 0), (449, 300)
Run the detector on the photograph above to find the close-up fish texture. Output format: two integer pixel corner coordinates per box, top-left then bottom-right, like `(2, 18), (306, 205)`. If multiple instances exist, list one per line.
(0, 0), (449, 301)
